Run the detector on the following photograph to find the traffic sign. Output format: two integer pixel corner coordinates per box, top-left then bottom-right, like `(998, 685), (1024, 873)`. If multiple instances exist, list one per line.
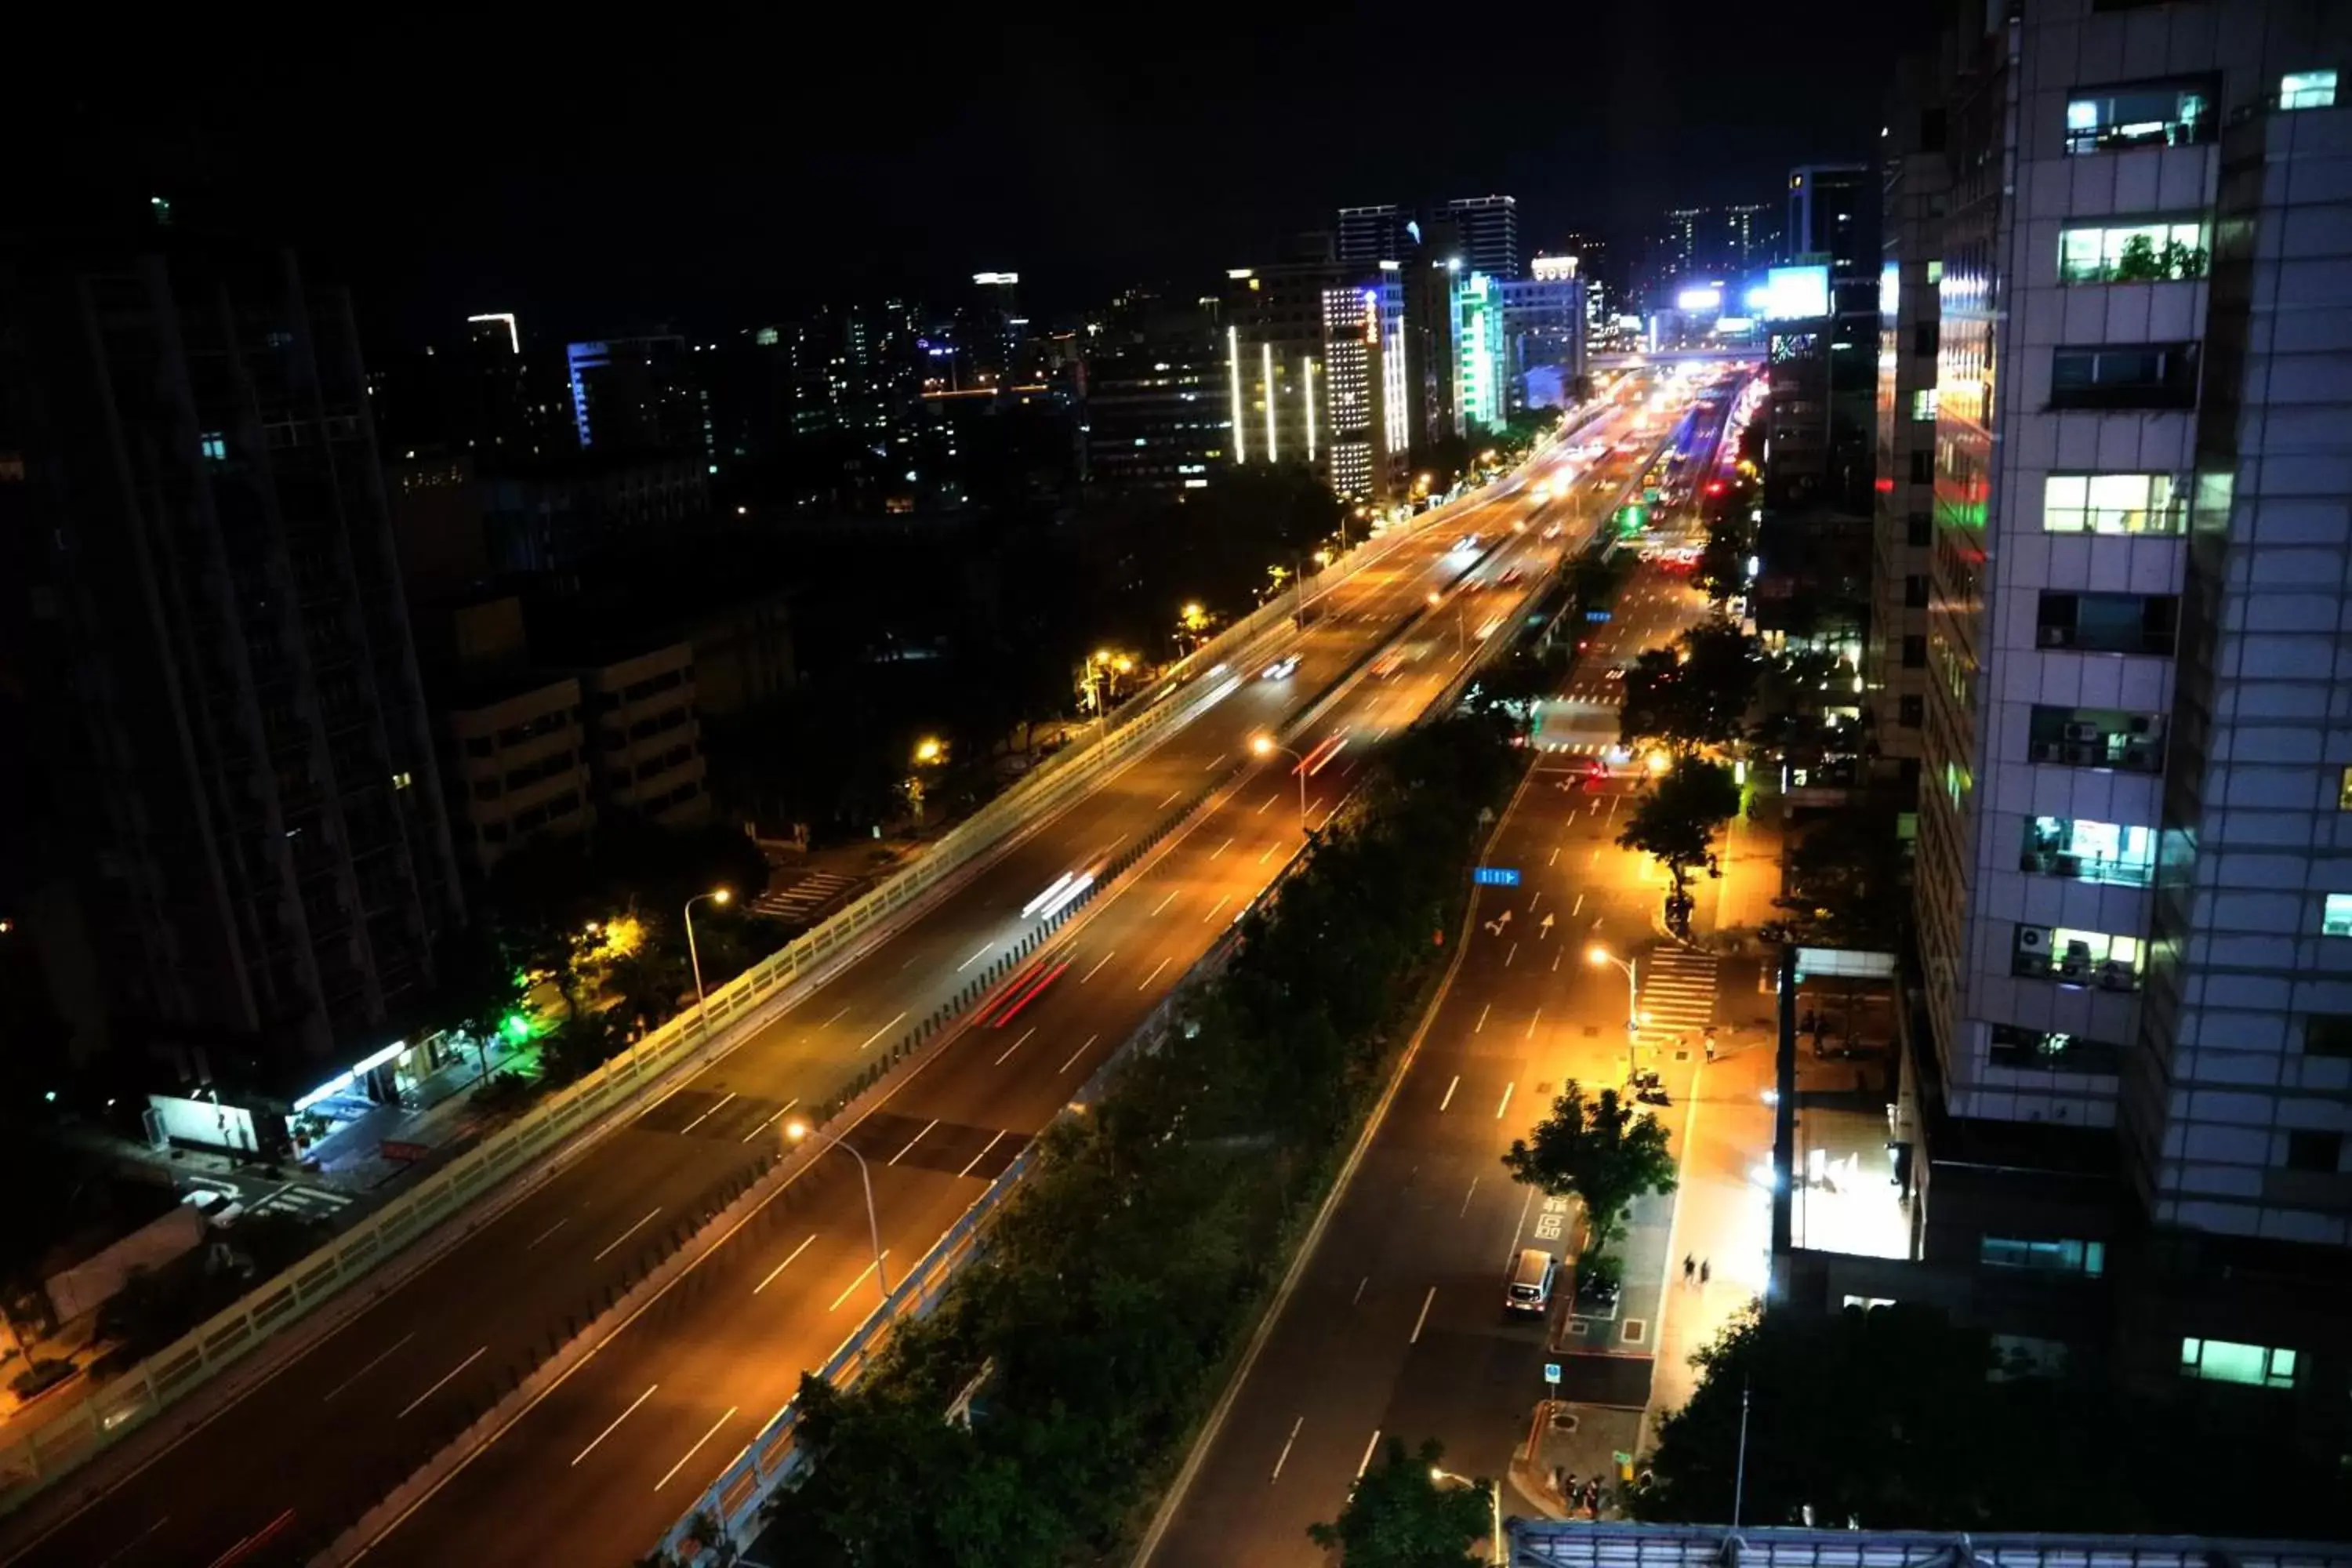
(1544, 1363), (1562, 1386)
(1474, 867), (1522, 887)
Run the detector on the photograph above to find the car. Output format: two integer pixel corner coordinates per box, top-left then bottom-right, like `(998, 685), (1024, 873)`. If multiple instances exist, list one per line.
(1574, 1272), (1623, 1316)
(1497, 567), (1524, 588)
(1261, 655), (1300, 681)
(1505, 1248), (1559, 1316)
(1541, 522), (1565, 540)
(1453, 533), (1483, 554)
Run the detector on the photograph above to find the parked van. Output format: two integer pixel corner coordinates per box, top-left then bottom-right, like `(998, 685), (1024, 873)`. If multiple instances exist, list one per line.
(1504, 1247), (1557, 1316)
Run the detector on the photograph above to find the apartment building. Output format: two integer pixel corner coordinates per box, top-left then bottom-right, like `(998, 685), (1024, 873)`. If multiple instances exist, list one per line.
(581, 644), (708, 827)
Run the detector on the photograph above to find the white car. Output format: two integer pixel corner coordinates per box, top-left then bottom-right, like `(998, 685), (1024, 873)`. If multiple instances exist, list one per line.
(1261, 655), (1301, 681)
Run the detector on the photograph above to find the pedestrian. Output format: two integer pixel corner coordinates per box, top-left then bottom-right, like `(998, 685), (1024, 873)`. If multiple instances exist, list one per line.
(1704, 1032), (1718, 1063)
(1682, 1253), (1695, 1283)
(1700, 1258), (1711, 1286)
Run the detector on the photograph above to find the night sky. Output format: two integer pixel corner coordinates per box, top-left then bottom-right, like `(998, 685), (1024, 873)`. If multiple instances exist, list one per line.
(27, 4), (1933, 343)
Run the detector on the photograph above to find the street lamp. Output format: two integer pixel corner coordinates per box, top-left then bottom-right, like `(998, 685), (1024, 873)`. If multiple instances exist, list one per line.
(1430, 1467), (1502, 1563)
(684, 889), (731, 1035)
(785, 1120), (889, 1303)
(1588, 945), (1640, 1082)
(1250, 734), (1309, 834)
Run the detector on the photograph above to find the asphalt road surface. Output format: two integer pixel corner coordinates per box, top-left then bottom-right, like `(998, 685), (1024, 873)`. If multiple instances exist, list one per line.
(2, 388), (1708, 1568)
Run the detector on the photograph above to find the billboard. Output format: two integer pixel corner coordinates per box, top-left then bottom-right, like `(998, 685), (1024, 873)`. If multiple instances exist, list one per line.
(1675, 285), (1725, 314)
(1761, 264), (1831, 321)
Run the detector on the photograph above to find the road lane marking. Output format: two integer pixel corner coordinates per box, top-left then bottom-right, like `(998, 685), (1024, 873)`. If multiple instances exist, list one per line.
(1549, 848), (1559, 866)
(1526, 1009), (1542, 1040)
(1083, 949), (1118, 982)
(1205, 752), (1229, 771)
(993, 1028), (1036, 1067)
(396, 1345), (486, 1420)
(1357, 1429), (1384, 1478)
(678, 1091), (735, 1135)
(956, 1130), (1008, 1179)
(594, 1207), (663, 1262)
(1352, 1276), (1369, 1306)
(889, 1119), (941, 1166)
(1475, 1003), (1490, 1033)
(1515, 1182), (1537, 1243)
(1257, 793), (1275, 814)
(92, 1515), (171, 1566)
(525, 1218), (568, 1250)
(1271, 1416), (1305, 1482)
(655, 1405), (738, 1491)
(1212, 836), (1235, 858)
(1572, 893), (1585, 917)
(1459, 1178), (1479, 1217)
(829, 1254), (890, 1312)
(753, 1235), (816, 1294)
(1138, 956), (1172, 990)
(1439, 1074), (1459, 1112)
(740, 1099), (798, 1142)
(956, 942), (994, 972)
(571, 1382), (657, 1468)
(1496, 1083), (1515, 1119)
(1160, 789), (1184, 809)
(1410, 1286), (1436, 1345)
(1527, 892), (1542, 913)
(321, 1332), (416, 1404)
(819, 1004), (851, 1028)
(1203, 894), (1232, 924)
(1504, 943), (1517, 967)
(855, 1011), (909, 1051)
(1059, 1034), (1098, 1073)
(1149, 890), (1179, 916)
(1258, 844), (1276, 865)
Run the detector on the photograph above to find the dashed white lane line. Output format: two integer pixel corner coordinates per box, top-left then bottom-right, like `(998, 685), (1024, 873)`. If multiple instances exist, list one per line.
(1526, 1008), (1542, 1040)
(1160, 789), (1185, 810)
(1151, 890), (1180, 916)
(1138, 956), (1173, 992)
(753, 1235), (817, 1294)
(829, 1254), (890, 1312)
(396, 1345), (486, 1421)
(1272, 1416), (1305, 1482)
(740, 1099), (797, 1143)
(1497, 1082), (1516, 1120)
(593, 1207), (662, 1262)
(1439, 1074), (1460, 1112)
(956, 942), (993, 972)
(525, 1218), (568, 1250)
(678, 1091), (735, 1135)
(655, 1404), (738, 1491)
(572, 1382), (657, 1468)
(1459, 1178), (1479, 1217)
(1475, 1003), (1490, 1032)
(956, 1130), (1009, 1179)
(1203, 894), (1233, 924)
(1059, 1033), (1100, 1073)
(1083, 949), (1118, 982)
(1212, 836), (1235, 858)
(855, 1011), (909, 1051)
(889, 1118), (941, 1166)
(993, 1027), (1036, 1067)
(321, 1331), (416, 1405)
(1357, 1428), (1385, 1479)
(1410, 1286), (1436, 1345)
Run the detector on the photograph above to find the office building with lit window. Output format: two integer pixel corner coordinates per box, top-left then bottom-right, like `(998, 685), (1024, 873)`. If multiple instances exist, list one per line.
(1792, 0), (2352, 1440)
(1441, 195), (1519, 281)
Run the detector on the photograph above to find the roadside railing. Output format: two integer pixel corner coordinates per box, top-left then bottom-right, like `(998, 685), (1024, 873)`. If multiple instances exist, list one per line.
(0, 405), (1608, 1519)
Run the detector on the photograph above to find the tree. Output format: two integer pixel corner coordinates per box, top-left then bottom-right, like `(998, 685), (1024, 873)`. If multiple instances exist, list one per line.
(1501, 1080), (1676, 1256)
(1308, 1436), (1490, 1567)
(1617, 622), (1760, 754)
(1617, 758), (1741, 902)
(1694, 513), (1749, 604)
(1773, 804), (1908, 948)
(1469, 646), (1566, 735)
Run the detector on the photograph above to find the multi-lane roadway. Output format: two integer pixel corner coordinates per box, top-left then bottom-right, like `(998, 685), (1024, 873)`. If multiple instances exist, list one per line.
(2, 387), (1706, 1567)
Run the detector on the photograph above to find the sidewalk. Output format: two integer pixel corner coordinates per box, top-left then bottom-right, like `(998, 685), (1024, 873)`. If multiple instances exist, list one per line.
(299, 1035), (546, 1194)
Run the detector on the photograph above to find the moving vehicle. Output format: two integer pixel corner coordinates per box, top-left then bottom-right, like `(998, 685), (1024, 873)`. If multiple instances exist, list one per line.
(1506, 1247), (1558, 1316)
(1261, 655), (1300, 681)
(1453, 532), (1483, 554)
(1370, 648), (1406, 679)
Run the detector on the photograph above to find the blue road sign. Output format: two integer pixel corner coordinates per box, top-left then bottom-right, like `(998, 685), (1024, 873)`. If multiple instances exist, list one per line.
(1544, 1362), (1563, 1385)
(1474, 867), (1522, 887)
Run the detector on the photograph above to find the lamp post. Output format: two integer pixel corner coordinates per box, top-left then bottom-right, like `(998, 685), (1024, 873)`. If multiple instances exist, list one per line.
(786, 1120), (889, 1303)
(1250, 734), (1309, 834)
(684, 889), (731, 1035)
(1588, 945), (1640, 1082)
(1430, 1467), (1502, 1563)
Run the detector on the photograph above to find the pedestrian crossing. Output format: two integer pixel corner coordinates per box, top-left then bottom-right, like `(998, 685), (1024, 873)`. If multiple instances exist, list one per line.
(1638, 947), (1718, 1048)
(754, 869), (856, 924)
(252, 1182), (357, 1220)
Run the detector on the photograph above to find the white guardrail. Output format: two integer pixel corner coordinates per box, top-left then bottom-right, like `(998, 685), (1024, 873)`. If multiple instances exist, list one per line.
(0, 410), (1609, 1514)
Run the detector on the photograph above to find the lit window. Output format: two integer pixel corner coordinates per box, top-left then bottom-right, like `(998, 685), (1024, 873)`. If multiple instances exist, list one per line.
(1980, 1236), (2105, 1276)
(1925, 260), (1944, 284)
(1911, 389), (1939, 421)
(200, 433), (227, 462)
(2324, 894), (2352, 938)
(2339, 766), (2352, 811)
(390, 771), (413, 791)
(2021, 816), (2155, 885)
(2014, 925), (2143, 989)
(2063, 82), (2212, 154)
(2058, 220), (2209, 284)
(2042, 473), (2183, 535)
(2180, 1338), (2297, 1389)
(2281, 70), (2337, 111)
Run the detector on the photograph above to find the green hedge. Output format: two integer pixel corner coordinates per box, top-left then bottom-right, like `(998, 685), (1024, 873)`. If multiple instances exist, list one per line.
(753, 714), (1523, 1566)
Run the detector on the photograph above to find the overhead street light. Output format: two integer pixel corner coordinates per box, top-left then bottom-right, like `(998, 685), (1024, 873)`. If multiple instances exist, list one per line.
(786, 1120), (889, 1304)
(1250, 733), (1310, 834)
(1588, 945), (1641, 1082)
(684, 889), (731, 1038)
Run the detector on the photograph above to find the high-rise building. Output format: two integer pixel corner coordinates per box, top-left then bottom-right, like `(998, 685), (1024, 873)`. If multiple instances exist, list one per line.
(566, 334), (708, 462)
(1868, 53), (1951, 782)
(1083, 292), (1229, 495)
(1224, 252), (1345, 475)
(1722, 201), (1780, 274)
(1442, 195), (1519, 281)
(1849, 0), (2352, 1421)
(1658, 206), (1711, 292)
(2, 230), (463, 1087)
(1337, 204), (1416, 267)
(1497, 270), (1590, 411)
(1774, 163), (1880, 510)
